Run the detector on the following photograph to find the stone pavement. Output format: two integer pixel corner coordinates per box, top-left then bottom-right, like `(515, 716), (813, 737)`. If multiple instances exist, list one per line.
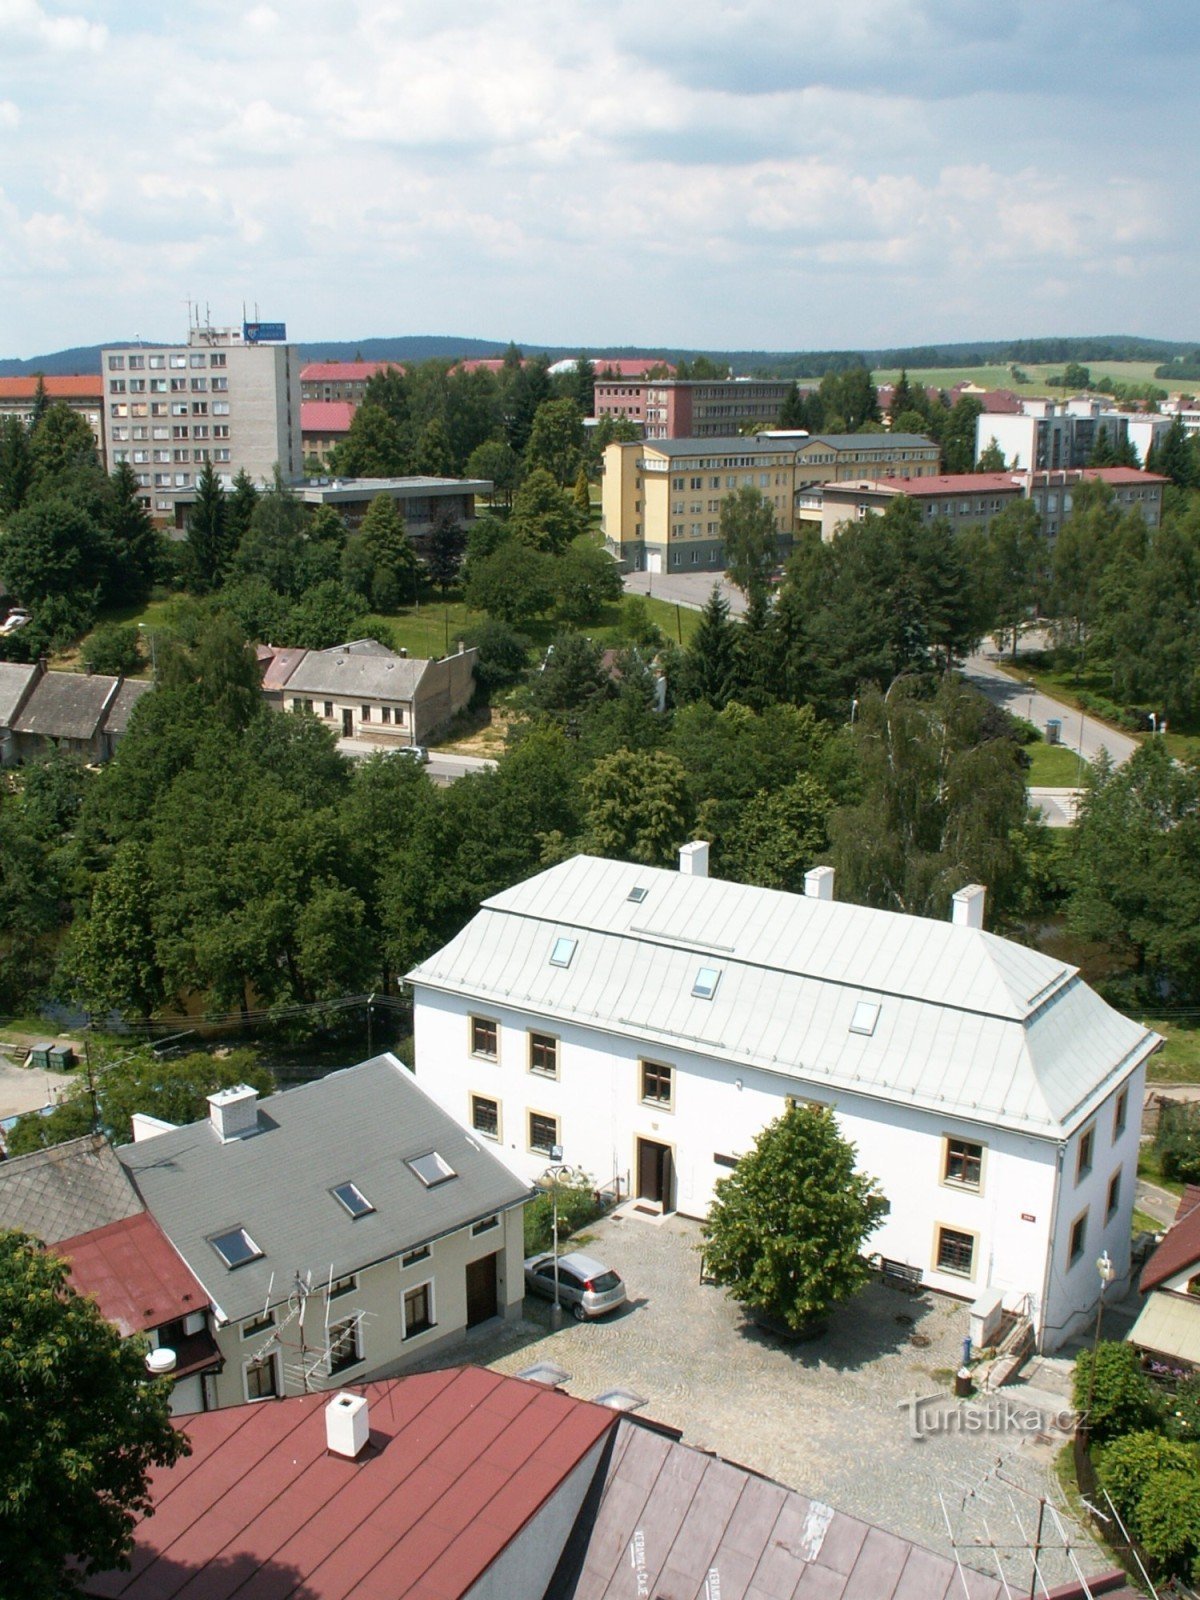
(408, 1212), (1110, 1592)
(0, 1054), (75, 1122)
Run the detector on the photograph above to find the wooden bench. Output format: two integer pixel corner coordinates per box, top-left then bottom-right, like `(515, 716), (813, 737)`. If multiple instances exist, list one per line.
(879, 1257), (923, 1293)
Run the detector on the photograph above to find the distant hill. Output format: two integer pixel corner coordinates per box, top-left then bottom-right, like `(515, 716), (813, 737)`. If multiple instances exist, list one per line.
(1, 332), (1194, 380)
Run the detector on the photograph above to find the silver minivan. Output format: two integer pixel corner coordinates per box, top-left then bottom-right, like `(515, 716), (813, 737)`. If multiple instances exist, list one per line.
(523, 1250), (627, 1320)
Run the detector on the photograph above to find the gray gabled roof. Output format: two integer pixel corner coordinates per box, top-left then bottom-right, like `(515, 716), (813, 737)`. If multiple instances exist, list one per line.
(117, 1055), (531, 1324)
(0, 1134), (144, 1243)
(0, 661), (40, 726)
(283, 640), (429, 702)
(12, 670), (120, 739)
(407, 855), (1158, 1141)
(642, 436), (804, 458)
(103, 677), (154, 734)
(799, 433), (937, 450)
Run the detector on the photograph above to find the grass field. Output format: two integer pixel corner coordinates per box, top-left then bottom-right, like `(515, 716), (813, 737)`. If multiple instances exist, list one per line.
(871, 359), (1170, 398)
(1143, 1018), (1200, 1086)
(1025, 740), (1088, 787)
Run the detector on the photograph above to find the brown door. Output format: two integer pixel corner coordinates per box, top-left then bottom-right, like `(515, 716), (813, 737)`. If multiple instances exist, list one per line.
(637, 1139), (673, 1210)
(465, 1251), (499, 1327)
(342, 708), (353, 736)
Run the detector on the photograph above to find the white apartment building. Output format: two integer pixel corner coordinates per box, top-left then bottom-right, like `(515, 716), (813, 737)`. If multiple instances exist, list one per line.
(408, 849), (1160, 1352)
(101, 320), (303, 519)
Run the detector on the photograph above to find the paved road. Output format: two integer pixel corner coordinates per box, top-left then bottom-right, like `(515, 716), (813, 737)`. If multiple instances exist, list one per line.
(963, 650), (1138, 769)
(333, 739), (496, 784)
(622, 570), (748, 615)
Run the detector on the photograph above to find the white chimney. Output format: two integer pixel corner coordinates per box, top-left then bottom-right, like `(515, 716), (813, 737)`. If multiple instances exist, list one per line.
(804, 866), (835, 901)
(951, 884), (987, 930)
(207, 1084), (260, 1143)
(325, 1391), (369, 1458)
(131, 1112), (178, 1143)
(678, 840), (709, 878)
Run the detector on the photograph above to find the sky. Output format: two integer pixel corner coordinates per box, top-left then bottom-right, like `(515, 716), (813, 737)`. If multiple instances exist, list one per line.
(0, 0), (1197, 359)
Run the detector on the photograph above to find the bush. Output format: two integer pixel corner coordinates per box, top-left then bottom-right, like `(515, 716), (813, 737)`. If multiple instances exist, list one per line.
(1098, 1430), (1198, 1529)
(81, 622), (142, 677)
(1167, 1375), (1200, 1443)
(1072, 1340), (1165, 1441)
(1158, 1103), (1200, 1185)
(464, 617), (532, 692)
(522, 1176), (601, 1255)
(1138, 1468), (1200, 1576)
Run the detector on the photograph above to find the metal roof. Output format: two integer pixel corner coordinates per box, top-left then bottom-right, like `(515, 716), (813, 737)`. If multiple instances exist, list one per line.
(0, 1134), (143, 1242)
(1128, 1290), (1200, 1366)
(117, 1055), (531, 1325)
(282, 640), (429, 702)
(103, 677), (154, 734)
(0, 660), (40, 726)
(56, 1211), (208, 1336)
(83, 1368), (616, 1600)
(12, 670), (120, 739)
(800, 432), (938, 450)
(407, 856), (1158, 1140)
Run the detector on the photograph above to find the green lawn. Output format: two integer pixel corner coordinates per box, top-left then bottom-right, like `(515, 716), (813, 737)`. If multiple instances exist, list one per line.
(1025, 740), (1088, 787)
(369, 591), (699, 659)
(1138, 1144), (1184, 1197)
(1143, 1018), (1200, 1086)
(1132, 1208), (1162, 1237)
(871, 359), (1168, 399)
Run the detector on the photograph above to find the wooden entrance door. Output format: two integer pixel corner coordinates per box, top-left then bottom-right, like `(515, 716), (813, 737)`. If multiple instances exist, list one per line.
(341, 708), (353, 736)
(465, 1251), (499, 1328)
(636, 1139), (674, 1211)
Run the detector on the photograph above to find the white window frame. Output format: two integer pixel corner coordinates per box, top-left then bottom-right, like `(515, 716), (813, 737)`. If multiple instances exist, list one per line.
(401, 1278), (436, 1341)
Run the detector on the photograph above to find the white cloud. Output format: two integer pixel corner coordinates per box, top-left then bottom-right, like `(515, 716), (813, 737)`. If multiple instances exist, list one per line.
(0, 0), (105, 52)
(0, 98), (19, 126)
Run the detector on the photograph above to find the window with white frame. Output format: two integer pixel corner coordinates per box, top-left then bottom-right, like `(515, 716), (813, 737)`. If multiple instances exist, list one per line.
(402, 1280), (434, 1339)
(243, 1352), (279, 1401)
(327, 1315), (362, 1373)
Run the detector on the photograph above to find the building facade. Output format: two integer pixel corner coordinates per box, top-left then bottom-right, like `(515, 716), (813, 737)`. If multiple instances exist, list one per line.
(101, 322), (303, 519)
(299, 359), (404, 403)
(601, 432), (939, 572)
(272, 637), (478, 747)
(0, 375), (105, 453)
(408, 851), (1159, 1352)
(301, 400), (354, 466)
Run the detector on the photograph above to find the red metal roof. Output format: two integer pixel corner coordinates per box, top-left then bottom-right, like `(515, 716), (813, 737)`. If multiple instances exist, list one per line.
(1081, 466), (1169, 486)
(851, 473), (1020, 496)
(301, 401), (355, 434)
(84, 1367), (617, 1600)
(0, 375), (103, 400)
(301, 362), (404, 382)
(57, 1211), (208, 1337)
(1141, 1185), (1200, 1292)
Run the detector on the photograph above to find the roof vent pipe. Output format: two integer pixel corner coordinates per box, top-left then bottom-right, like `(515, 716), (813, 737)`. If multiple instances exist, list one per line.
(951, 884), (987, 930)
(804, 866), (835, 901)
(326, 1391), (369, 1458)
(678, 840), (709, 878)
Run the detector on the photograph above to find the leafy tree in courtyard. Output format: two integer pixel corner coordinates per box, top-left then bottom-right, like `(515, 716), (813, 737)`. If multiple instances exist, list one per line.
(509, 466), (584, 553)
(525, 397), (584, 486)
(466, 437), (520, 511)
(233, 478), (308, 597)
(464, 542), (553, 625)
(28, 400), (100, 486)
(286, 580), (369, 650)
(581, 748), (691, 865)
(81, 621), (143, 678)
(0, 413), (35, 515)
(554, 539), (622, 625)
(346, 493), (417, 610)
(333, 402), (408, 477)
(426, 507), (466, 595)
(701, 1101), (887, 1330)
(720, 485), (778, 601)
(1072, 1340), (1165, 1442)
(106, 461), (161, 604)
(415, 416), (455, 477)
(979, 498), (1044, 658)
(0, 1229), (188, 1599)
(977, 436), (1007, 471)
(719, 774), (832, 892)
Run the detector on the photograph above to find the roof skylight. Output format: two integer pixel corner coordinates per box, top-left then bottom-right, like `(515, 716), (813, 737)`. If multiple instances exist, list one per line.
(208, 1226), (262, 1269)
(850, 1000), (881, 1036)
(406, 1151), (457, 1188)
(627, 886), (648, 904)
(549, 936), (577, 968)
(331, 1181), (375, 1219)
(692, 966), (721, 1000)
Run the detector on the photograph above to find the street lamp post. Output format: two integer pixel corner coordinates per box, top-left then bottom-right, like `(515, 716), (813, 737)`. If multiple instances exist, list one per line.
(546, 1145), (565, 1328)
(850, 697), (858, 727)
(1084, 1249), (1116, 1430)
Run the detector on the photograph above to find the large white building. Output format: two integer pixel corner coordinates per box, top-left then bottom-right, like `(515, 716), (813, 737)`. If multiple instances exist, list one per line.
(408, 849), (1159, 1352)
(100, 319), (303, 520)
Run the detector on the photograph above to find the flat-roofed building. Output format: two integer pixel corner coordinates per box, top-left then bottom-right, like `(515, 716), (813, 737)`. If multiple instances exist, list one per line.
(0, 375), (105, 454)
(299, 359), (404, 403)
(101, 321), (302, 520)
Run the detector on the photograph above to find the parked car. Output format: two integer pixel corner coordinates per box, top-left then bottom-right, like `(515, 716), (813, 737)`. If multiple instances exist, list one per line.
(523, 1250), (627, 1321)
(0, 608), (30, 636)
(399, 744), (429, 763)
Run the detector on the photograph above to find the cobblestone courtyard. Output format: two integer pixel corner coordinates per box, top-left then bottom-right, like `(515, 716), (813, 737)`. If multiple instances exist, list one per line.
(411, 1211), (1114, 1593)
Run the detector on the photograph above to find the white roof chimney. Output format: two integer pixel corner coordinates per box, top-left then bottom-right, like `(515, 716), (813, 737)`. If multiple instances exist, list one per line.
(678, 840), (709, 878)
(207, 1084), (260, 1143)
(804, 865), (835, 901)
(325, 1391), (369, 1458)
(951, 884), (987, 930)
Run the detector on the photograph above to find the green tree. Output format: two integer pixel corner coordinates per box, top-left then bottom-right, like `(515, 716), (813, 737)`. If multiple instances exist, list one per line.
(157, 610), (262, 732)
(0, 1229), (188, 1599)
(415, 416), (455, 477)
(351, 493), (418, 610)
(510, 465), (584, 553)
(566, 354), (595, 417)
(186, 459), (229, 591)
(720, 776), (832, 891)
(701, 1101), (887, 1330)
(29, 401), (100, 486)
(464, 617), (531, 691)
(678, 585), (739, 708)
(60, 839), (163, 1019)
(286, 580), (369, 649)
(977, 436), (1007, 471)
(505, 354), (552, 455)
(0, 414), (34, 516)
(526, 397), (584, 486)
(81, 621), (142, 677)
(581, 747), (691, 865)
(333, 402), (409, 477)
(362, 364), (410, 429)
(573, 464), (591, 516)
(0, 495), (111, 621)
(528, 631), (611, 715)
(554, 540), (622, 625)
(982, 498), (1044, 657)
(426, 507), (466, 595)
(105, 461), (161, 604)
(1072, 1340), (1165, 1442)
(233, 479), (308, 597)
(226, 468), (259, 551)
(464, 542), (553, 625)
(720, 485), (778, 601)
(466, 437), (521, 510)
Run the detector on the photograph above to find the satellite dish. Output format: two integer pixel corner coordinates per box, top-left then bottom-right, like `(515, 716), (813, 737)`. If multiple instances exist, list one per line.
(146, 1347), (177, 1376)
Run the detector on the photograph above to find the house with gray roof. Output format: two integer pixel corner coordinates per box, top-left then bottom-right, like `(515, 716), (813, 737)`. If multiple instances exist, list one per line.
(276, 637), (477, 747)
(407, 847), (1159, 1353)
(118, 1054), (531, 1409)
(0, 1133), (143, 1242)
(5, 667), (154, 764)
(0, 660), (40, 764)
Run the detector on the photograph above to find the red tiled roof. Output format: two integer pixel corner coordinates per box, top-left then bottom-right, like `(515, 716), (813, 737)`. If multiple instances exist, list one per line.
(256, 644), (308, 691)
(0, 375), (103, 400)
(301, 400), (355, 434)
(453, 357), (508, 373)
(84, 1368), (617, 1600)
(594, 359), (676, 379)
(852, 473), (1020, 496)
(1082, 466), (1169, 486)
(1141, 1185), (1200, 1292)
(300, 362), (404, 382)
(57, 1211), (208, 1337)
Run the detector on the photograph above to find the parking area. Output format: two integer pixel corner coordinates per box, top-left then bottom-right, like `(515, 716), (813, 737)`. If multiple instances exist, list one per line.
(407, 1210), (1112, 1591)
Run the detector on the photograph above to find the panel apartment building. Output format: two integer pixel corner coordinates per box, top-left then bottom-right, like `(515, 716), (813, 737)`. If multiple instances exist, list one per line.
(594, 377), (794, 439)
(602, 431), (940, 572)
(101, 322), (303, 520)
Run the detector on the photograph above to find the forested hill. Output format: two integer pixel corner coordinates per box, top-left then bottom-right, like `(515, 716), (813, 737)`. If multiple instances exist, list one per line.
(1, 333), (1192, 379)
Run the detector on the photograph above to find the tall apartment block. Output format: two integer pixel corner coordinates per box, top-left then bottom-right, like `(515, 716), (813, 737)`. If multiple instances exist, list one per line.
(101, 321), (303, 520)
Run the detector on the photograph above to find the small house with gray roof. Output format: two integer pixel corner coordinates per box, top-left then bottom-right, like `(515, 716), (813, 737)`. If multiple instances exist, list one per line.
(118, 1054), (531, 1409)
(0, 660), (40, 764)
(276, 636), (477, 747)
(408, 847), (1160, 1352)
(5, 666), (154, 765)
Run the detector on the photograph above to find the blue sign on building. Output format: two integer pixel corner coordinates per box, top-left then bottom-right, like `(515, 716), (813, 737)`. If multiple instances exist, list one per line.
(243, 322), (287, 343)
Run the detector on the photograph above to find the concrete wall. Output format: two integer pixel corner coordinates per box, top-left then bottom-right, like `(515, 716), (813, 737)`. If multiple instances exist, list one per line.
(413, 648), (478, 743)
(412, 986), (1144, 1350)
(208, 1206), (525, 1408)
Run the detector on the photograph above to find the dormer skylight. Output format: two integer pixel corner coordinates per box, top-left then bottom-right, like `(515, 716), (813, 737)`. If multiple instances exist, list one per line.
(331, 1181), (375, 1219)
(627, 886), (648, 904)
(208, 1226), (262, 1269)
(692, 966), (721, 1000)
(549, 936), (577, 968)
(406, 1151), (457, 1188)
(850, 1000), (881, 1036)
